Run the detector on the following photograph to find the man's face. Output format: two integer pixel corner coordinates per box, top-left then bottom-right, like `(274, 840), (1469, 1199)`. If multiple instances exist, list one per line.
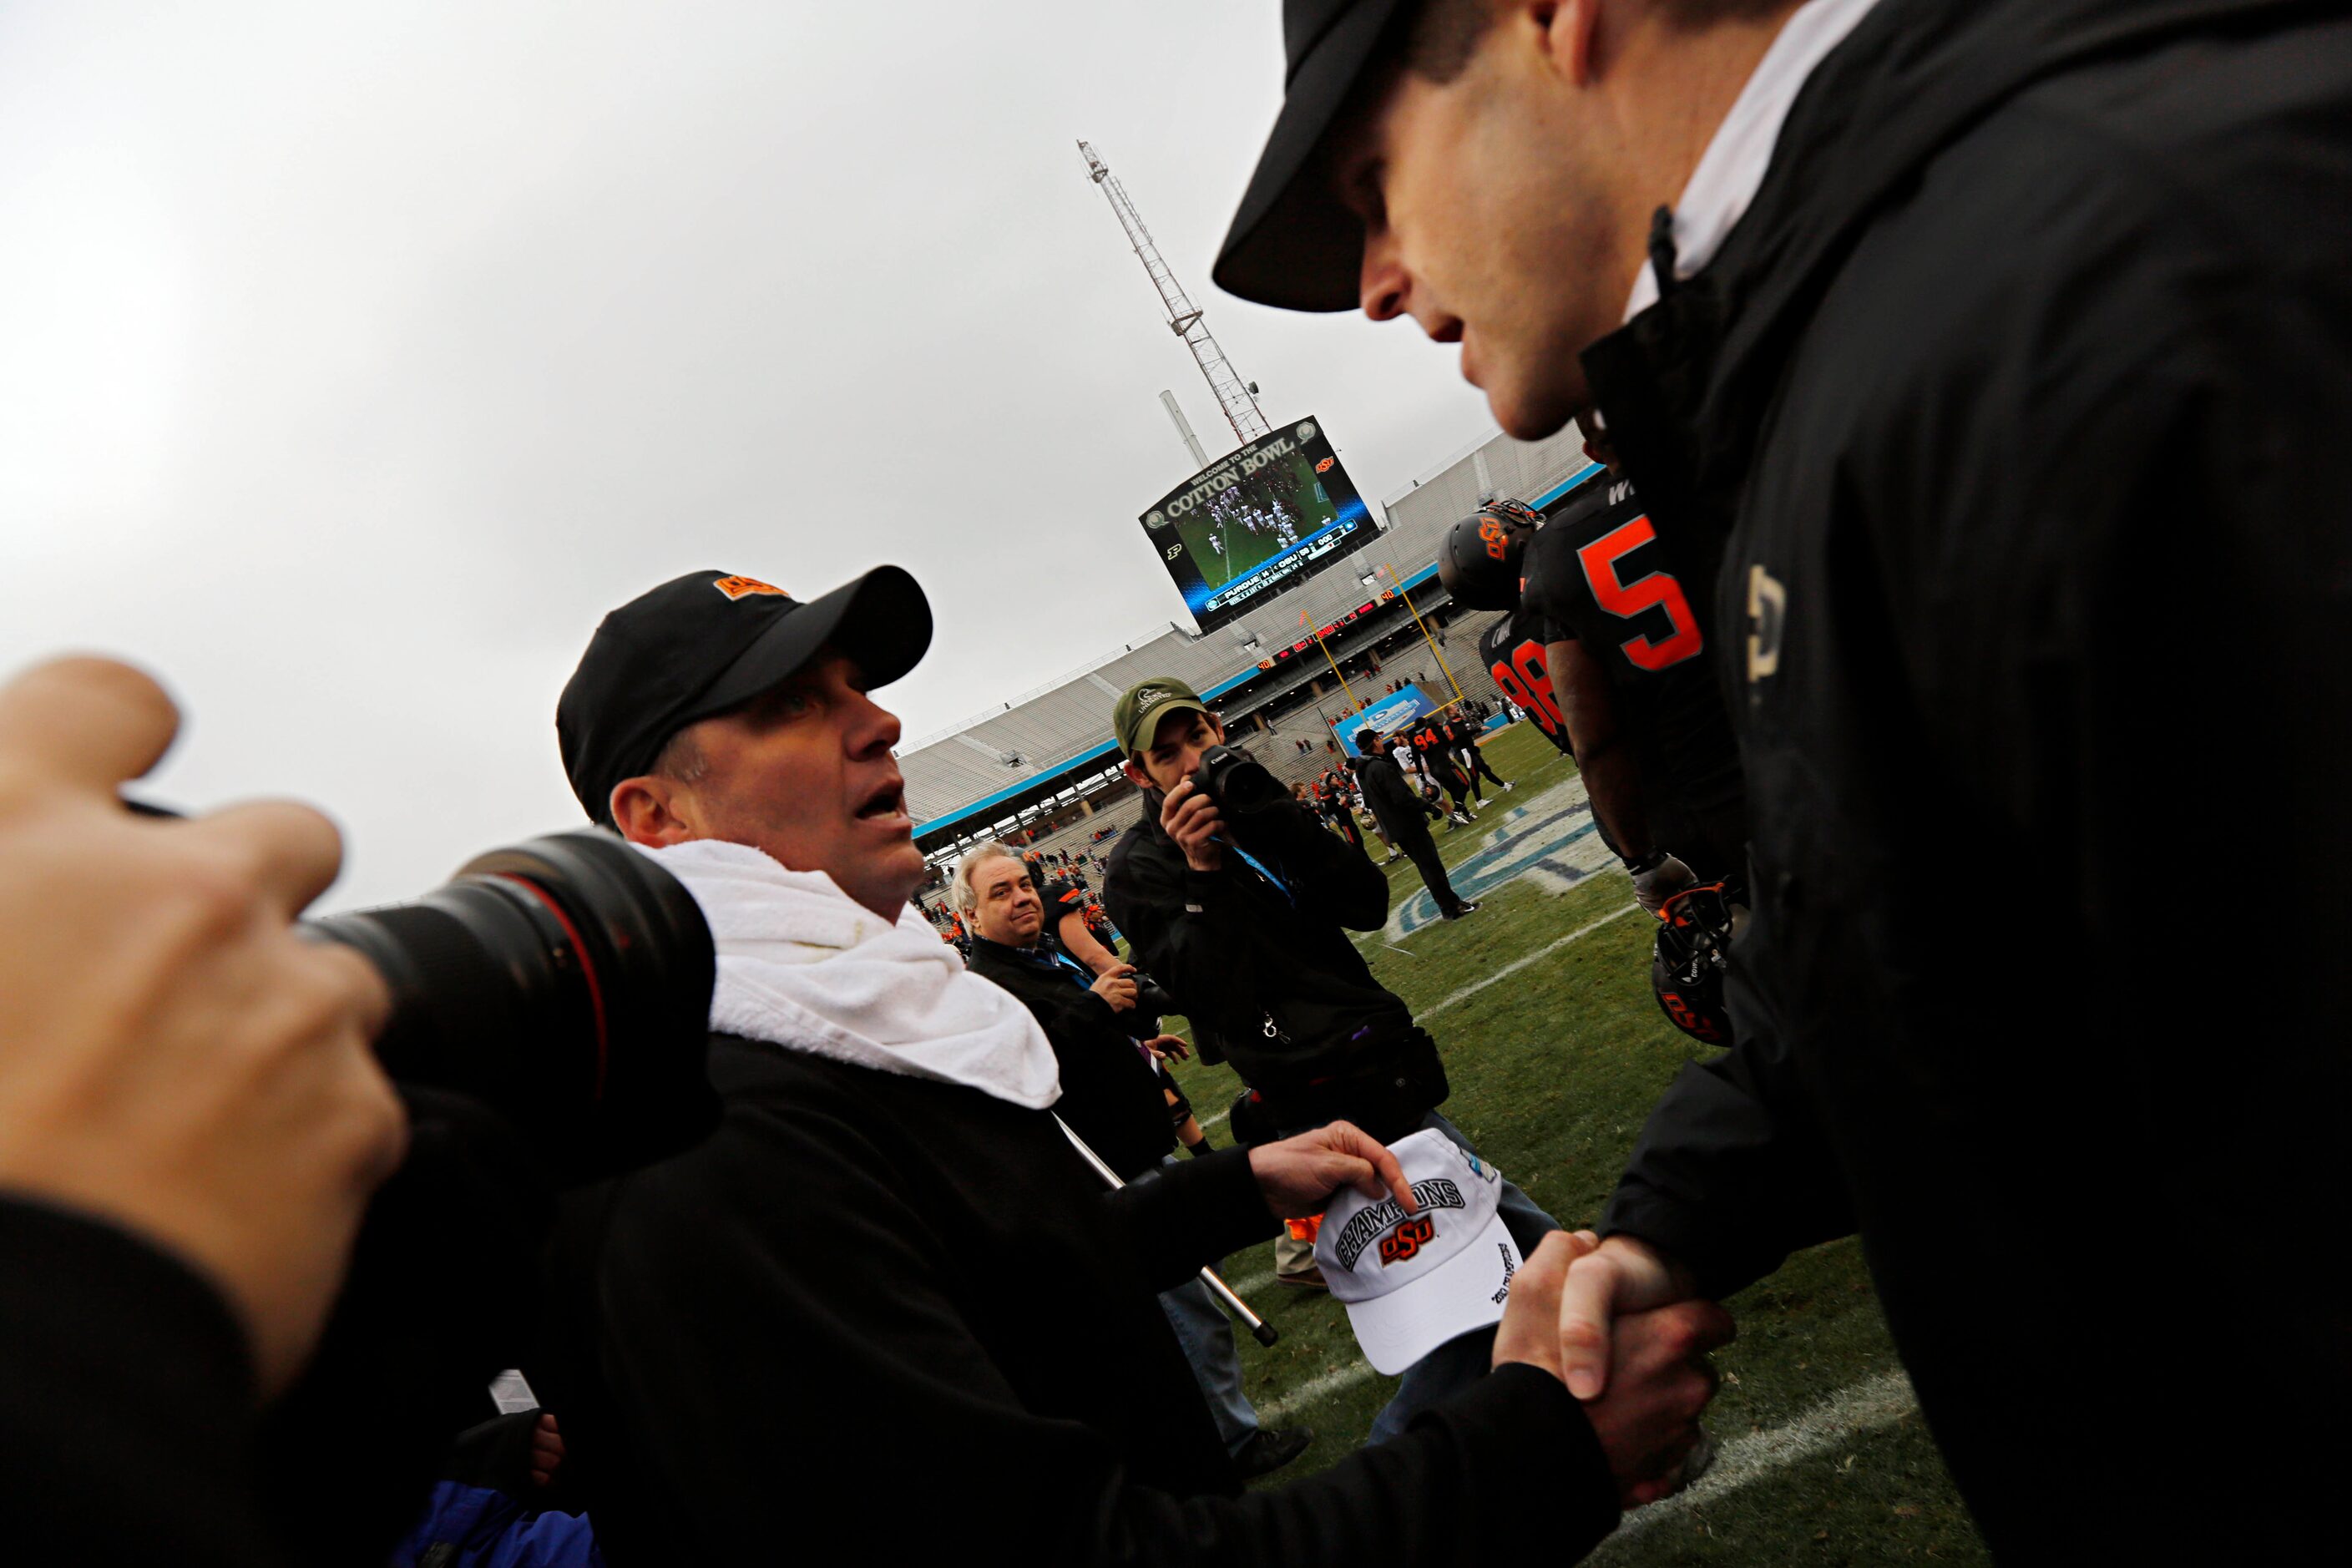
(1334, 6), (1638, 439)
(665, 649), (922, 918)
(969, 856), (1044, 947)
(1124, 709), (1226, 795)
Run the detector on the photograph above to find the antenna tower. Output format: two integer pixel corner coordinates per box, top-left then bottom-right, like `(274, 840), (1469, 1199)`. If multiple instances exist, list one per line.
(1079, 140), (1269, 451)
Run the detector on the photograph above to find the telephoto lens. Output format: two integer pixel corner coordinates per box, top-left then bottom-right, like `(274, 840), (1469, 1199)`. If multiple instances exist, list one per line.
(1190, 744), (1286, 816)
(306, 832), (719, 1184)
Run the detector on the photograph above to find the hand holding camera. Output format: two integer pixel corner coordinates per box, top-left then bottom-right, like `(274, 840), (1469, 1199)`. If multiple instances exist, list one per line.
(1090, 962), (1140, 1013)
(0, 656), (408, 1394)
(1157, 777), (1225, 873)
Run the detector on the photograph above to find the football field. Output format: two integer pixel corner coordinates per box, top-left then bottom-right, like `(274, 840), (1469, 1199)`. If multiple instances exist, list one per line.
(1175, 508), (1287, 589)
(1151, 724), (1991, 1564)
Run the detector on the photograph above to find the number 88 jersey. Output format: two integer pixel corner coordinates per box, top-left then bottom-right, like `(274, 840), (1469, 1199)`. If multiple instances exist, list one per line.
(1479, 607), (1576, 756)
(1519, 471), (1747, 853)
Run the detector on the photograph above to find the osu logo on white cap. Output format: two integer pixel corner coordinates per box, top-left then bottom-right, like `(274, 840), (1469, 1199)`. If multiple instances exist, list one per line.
(1315, 1128), (1521, 1375)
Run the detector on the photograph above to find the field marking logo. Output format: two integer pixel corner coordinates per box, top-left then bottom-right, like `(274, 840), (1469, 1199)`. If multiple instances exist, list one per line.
(1388, 776), (1615, 938)
(712, 574), (787, 601)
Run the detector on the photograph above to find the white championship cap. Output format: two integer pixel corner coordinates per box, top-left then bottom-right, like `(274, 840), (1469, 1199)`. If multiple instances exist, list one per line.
(1314, 1127), (1522, 1375)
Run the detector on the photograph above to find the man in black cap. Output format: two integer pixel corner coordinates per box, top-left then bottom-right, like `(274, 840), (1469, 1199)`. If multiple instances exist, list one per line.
(1211, 2), (2351, 1557)
(536, 566), (1732, 1565)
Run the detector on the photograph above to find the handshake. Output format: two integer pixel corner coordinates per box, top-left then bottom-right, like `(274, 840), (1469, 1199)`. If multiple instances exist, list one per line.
(1495, 1231), (1727, 1510)
(1242, 1121), (1727, 1513)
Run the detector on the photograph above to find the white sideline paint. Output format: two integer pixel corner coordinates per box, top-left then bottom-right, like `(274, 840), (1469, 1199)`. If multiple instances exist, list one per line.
(1593, 1370), (1921, 1555)
(1258, 1358), (1389, 1424)
(1259, 1359), (1920, 1532)
(1419, 902), (1647, 1021)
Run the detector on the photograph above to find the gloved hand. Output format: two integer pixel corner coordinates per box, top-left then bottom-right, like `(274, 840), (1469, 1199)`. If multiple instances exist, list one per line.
(1628, 851), (1697, 914)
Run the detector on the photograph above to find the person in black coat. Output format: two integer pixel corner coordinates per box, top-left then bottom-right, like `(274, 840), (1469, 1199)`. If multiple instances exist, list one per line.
(539, 566), (1732, 1566)
(1352, 728), (1474, 920)
(953, 841), (1313, 1480)
(1213, 0), (2351, 1556)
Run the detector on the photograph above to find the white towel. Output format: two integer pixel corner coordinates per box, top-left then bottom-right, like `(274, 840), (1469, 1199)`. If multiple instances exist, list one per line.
(645, 837), (1062, 1109)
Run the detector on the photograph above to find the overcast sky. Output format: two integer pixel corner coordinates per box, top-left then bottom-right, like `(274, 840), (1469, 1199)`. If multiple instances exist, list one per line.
(0, 2), (1497, 908)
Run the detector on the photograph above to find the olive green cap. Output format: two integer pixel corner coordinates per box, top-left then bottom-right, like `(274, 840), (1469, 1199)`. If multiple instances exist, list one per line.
(1112, 676), (1211, 757)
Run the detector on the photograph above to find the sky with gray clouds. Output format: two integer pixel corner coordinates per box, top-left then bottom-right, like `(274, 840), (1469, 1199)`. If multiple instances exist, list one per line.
(0, 2), (1501, 908)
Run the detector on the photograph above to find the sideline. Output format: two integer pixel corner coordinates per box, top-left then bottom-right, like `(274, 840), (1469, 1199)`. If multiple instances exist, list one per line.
(1591, 1370), (1921, 1553)
(1419, 902), (1646, 1021)
(1262, 1362), (1921, 1534)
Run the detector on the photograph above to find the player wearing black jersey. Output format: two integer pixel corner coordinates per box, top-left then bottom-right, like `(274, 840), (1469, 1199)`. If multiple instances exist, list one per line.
(1479, 607), (1577, 760)
(1441, 479), (1747, 911)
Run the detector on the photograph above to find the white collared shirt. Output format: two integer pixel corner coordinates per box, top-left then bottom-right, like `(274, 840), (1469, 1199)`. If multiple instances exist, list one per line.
(1623, 0), (1884, 321)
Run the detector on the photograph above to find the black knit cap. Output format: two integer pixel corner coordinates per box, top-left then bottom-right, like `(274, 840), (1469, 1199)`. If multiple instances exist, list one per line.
(557, 567), (931, 824)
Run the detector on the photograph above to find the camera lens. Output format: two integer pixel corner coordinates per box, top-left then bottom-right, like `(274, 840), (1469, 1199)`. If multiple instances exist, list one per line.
(307, 831), (718, 1181)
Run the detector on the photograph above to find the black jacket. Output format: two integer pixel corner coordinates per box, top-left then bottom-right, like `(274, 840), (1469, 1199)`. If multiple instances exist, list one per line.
(1103, 798), (1424, 1102)
(1591, 1), (2350, 1557)
(964, 933), (1174, 1181)
(0, 1199), (286, 1566)
(535, 1035), (1617, 1566)
(1349, 751), (1439, 841)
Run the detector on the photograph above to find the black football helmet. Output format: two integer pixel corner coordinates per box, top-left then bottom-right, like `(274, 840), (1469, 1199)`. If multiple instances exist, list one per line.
(1651, 881), (1737, 1046)
(1438, 498), (1543, 610)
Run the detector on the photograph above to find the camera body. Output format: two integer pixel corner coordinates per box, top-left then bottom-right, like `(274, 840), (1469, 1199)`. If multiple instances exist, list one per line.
(1127, 970), (1179, 1034)
(1188, 743), (1285, 817)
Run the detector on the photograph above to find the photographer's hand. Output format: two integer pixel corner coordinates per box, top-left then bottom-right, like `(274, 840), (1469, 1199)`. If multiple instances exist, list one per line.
(1495, 1232), (1732, 1507)
(1159, 778), (1224, 873)
(1089, 962), (1139, 1013)
(0, 656), (406, 1396)
(1246, 1120), (1414, 1218)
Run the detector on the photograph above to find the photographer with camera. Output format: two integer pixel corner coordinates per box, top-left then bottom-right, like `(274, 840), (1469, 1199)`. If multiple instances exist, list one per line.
(953, 842), (1310, 1480)
(1105, 680), (1545, 1444)
(534, 568), (1729, 1565)
(0, 656), (408, 1564)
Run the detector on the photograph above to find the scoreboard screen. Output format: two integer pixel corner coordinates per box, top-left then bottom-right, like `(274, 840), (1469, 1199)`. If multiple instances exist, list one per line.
(1137, 417), (1376, 634)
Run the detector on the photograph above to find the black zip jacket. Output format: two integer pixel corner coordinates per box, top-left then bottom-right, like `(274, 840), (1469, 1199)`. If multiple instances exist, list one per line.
(1103, 797), (1409, 1092)
(964, 933), (1175, 1181)
(1589, 1), (2350, 1557)
(534, 1035), (1619, 1566)
(1349, 751), (1441, 842)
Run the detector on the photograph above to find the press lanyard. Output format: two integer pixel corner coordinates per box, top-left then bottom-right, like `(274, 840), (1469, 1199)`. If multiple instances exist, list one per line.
(1224, 841), (1296, 908)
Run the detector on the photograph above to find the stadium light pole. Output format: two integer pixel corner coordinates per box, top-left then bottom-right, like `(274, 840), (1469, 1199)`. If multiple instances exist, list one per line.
(1368, 562), (1468, 706)
(1301, 608), (1365, 712)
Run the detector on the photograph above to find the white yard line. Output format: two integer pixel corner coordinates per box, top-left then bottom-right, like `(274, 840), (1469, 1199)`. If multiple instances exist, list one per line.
(1258, 1358), (1920, 1536)
(1258, 1359), (1387, 1425)
(1593, 1370), (1921, 1553)
(1419, 902), (1647, 1021)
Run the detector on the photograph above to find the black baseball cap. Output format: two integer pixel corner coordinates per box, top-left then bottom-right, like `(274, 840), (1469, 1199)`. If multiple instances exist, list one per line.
(557, 566), (931, 824)
(1213, 0), (1412, 313)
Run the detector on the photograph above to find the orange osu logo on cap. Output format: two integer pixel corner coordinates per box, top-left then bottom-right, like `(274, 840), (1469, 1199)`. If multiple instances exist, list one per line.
(712, 575), (788, 602)
(1378, 1214), (1435, 1266)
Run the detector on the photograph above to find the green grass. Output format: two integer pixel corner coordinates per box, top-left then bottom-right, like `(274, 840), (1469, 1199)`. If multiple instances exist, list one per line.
(1153, 723), (1990, 1564)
